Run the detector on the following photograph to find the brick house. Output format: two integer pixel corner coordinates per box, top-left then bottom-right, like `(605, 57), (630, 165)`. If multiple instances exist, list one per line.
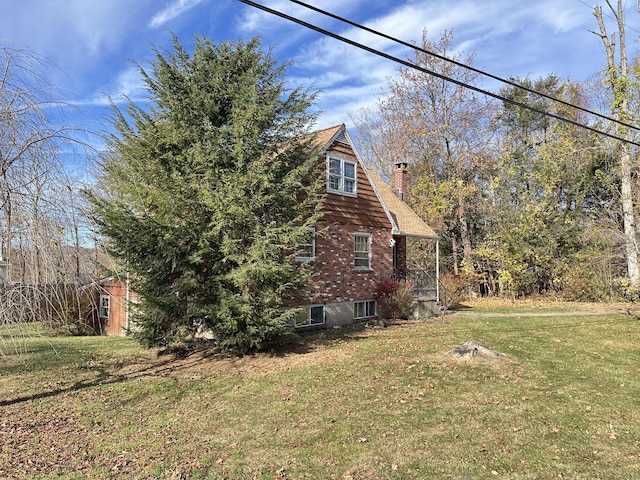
(90, 276), (135, 337)
(293, 124), (439, 328)
(98, 123), (439, 335)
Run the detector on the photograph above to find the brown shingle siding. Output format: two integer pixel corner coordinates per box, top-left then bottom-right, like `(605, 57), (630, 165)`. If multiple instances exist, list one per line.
(320, 143), (392, 229)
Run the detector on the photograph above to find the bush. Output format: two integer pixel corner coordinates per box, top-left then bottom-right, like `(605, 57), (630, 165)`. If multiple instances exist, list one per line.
(560, 266), (608, 302)
(439, 273), (473, 308)
(376, 281), (415, 319)
(45, 286), (102, 335)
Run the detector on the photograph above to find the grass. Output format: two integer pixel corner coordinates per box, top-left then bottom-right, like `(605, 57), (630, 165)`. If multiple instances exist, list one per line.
(1, 303), (640, 479)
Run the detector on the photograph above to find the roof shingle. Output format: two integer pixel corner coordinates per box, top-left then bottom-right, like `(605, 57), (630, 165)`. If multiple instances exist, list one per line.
(368, 170), (438, 239)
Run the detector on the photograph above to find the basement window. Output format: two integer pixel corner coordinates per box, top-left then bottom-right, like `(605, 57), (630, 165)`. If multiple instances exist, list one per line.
(295, 305), (325, 328)
(354, 300), (376, 319)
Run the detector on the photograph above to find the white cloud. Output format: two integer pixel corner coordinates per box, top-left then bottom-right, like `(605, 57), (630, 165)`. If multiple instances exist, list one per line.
(149, 0), (206, 28)
(285, 0), (609, 128)
(238, 0), (361, 32)
(74, 66), (148, 108)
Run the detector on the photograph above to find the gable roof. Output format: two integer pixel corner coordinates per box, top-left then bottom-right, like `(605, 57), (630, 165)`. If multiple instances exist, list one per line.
(309, 123), (437, 239)
(308, 124), (347, 153)
(368, 170), (438, 239)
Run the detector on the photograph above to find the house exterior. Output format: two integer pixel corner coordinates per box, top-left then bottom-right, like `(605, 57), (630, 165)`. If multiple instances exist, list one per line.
(293, 124), (439, 328)
(98, 123), (439, 335)
(94, 277), (134, 336)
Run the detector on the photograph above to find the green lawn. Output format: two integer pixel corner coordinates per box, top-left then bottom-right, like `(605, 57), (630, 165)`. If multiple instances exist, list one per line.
(1, 305), (640, 479)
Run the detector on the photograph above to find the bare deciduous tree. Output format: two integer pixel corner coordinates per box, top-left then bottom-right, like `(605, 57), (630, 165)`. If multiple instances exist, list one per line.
(592, 0), (640, 288)
(0, 46), (102, 351)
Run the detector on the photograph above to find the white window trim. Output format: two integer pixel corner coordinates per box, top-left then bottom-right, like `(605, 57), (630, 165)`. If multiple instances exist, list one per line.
(354, 233), (371, 270)
(294, 304), (326, 328)
(295, 227), (316, 263)
(99, 294), (110, 319)
(354, 300), (376, 319)
(327, 155), (357, 197)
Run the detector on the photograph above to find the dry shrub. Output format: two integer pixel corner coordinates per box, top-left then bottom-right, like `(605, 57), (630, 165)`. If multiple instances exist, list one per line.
(439, 273), (474, 308)
(45, 286), (102, 335)
(376, 281), (415, 319)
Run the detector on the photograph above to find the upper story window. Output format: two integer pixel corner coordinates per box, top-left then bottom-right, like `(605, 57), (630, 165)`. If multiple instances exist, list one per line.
(327, 156), (356, 195)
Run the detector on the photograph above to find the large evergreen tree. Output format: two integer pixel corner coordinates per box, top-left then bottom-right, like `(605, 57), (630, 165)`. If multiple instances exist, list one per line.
(89, 36), (322, 352)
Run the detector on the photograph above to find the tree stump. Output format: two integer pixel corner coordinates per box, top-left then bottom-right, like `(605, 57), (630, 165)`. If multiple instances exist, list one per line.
(444, 340), (505, 360)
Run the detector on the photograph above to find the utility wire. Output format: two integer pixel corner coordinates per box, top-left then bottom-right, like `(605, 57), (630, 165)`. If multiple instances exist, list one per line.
(575, 0), (640, 36)
(290, 0), (640, 134)
(239, 0), (640, 147)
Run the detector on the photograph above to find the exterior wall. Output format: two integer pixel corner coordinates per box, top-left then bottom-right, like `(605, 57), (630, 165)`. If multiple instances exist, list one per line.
(100, 279), (129, 336)
(294, 134), (397, 328)
(305, 220), (394, 304)
(321, 142), (391, 229)
(393, 234), (407, 279)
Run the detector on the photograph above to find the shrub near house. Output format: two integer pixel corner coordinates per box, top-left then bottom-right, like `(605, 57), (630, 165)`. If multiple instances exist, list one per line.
(375, 280), (415, 320)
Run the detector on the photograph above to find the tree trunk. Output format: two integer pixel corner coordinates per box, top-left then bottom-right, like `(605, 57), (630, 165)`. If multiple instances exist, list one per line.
(457, 190), (473, 270)
(451, 235), (459, 275)
(594, 1), (640, 287)
(620, 149), (640, 285)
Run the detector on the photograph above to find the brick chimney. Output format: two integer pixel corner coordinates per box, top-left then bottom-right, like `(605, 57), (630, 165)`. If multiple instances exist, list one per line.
(392, 161), (408, 201)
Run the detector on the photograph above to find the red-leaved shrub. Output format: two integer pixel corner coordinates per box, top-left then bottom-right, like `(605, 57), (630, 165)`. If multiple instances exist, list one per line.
(376, 281), (415, 319)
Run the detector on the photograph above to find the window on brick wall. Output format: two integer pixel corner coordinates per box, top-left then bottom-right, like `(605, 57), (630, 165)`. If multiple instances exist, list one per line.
(327, 156), (356, 195)
(294, 305), (325, 328)
(354, 233), (370, 269)
(295, 227), (315, 262)
(99, 294), (110, 319)
(354, 300), (376, 319)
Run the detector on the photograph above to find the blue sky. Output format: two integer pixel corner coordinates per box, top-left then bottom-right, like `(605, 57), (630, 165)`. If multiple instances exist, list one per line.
(1, 0), (638, 144)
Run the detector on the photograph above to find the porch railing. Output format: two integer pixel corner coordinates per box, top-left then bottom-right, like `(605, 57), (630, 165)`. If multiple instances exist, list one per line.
(392, 270), (438, 302)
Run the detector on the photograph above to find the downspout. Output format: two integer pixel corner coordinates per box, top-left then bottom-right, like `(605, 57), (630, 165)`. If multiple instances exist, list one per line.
(125, 272), (130, 331)
(436, 239), (440, 303)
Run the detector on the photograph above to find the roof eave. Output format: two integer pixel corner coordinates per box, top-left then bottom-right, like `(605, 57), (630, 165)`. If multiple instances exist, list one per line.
(393, 229), (440, 240)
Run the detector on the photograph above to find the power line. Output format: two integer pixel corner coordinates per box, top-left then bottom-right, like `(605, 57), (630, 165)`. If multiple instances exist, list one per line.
(289, 0), (640, 134)
(238, 0), (640, 147)
(575, 0), (640, 36)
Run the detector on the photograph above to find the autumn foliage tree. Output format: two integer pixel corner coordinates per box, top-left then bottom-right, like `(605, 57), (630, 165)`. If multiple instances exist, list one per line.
(354, 30), (495, 282)
(354, 25), (636, 301)
(477, 77), (605, 296)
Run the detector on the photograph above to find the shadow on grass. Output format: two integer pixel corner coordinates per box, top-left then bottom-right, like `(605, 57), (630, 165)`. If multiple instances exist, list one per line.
(0, 323), (374, 407)
(265, 322), (371, 357)
(447, 302), (474, 311)
(0, 351), (217, 407)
